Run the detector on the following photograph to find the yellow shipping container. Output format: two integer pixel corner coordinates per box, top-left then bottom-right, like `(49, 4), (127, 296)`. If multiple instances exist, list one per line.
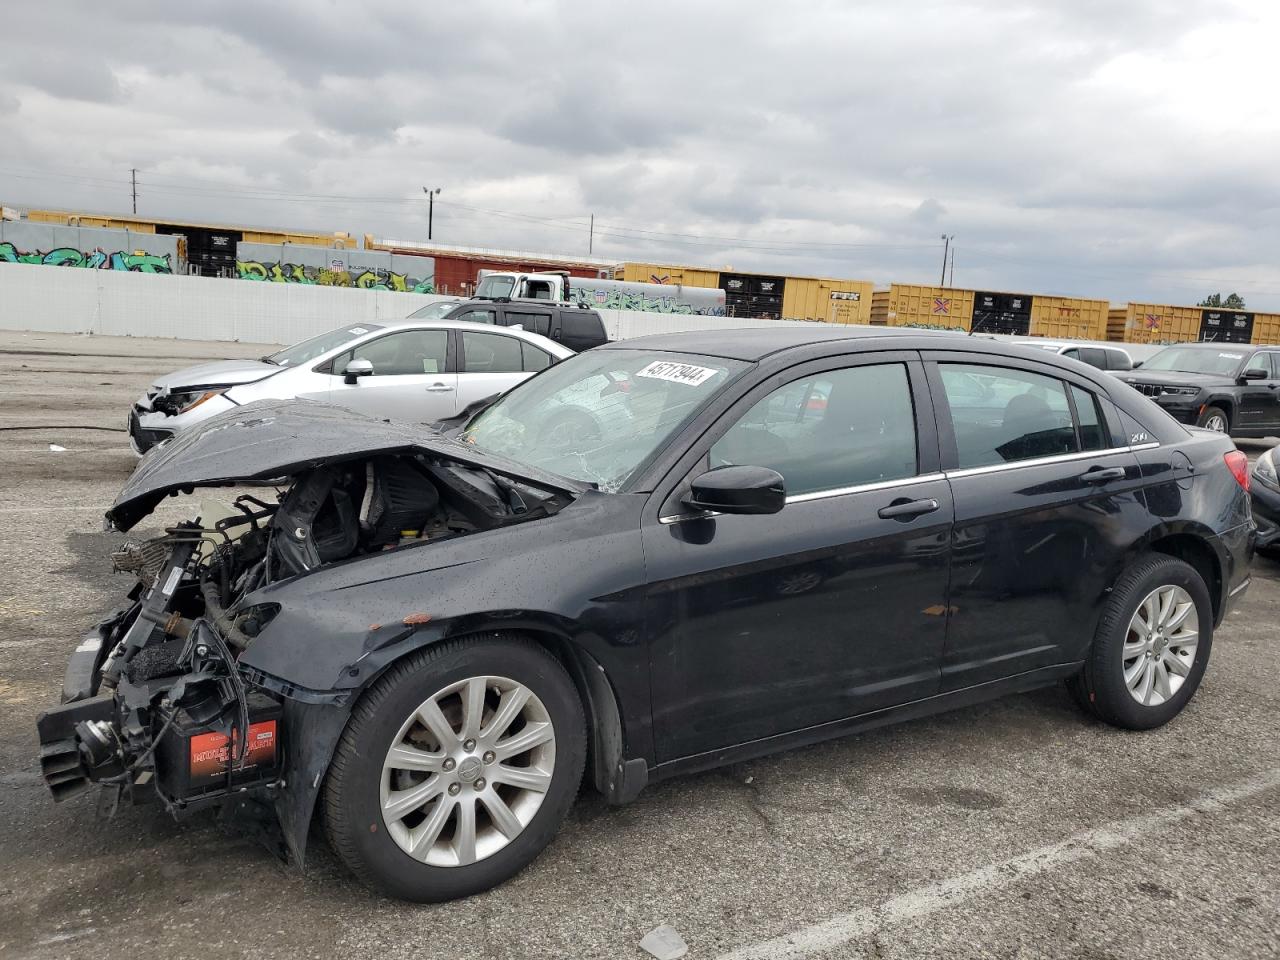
(781, 277), (874, 325)
(1108, 303), (1206, 344)
(1251, 311), (1280, 345)
(615, 262), (721, 288)
(1028, 295), (1109, 341)
(25, 209), (346, 247)
(871, 284), (974, 331)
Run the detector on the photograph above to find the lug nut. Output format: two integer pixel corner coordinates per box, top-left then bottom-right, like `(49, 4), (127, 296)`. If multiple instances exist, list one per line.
(482, 750), (495, 764)
(463, 738), (476, 752)
(442, 758), (456, 772)
(448, 783), (461, 796)
(473, 778), (486, 791)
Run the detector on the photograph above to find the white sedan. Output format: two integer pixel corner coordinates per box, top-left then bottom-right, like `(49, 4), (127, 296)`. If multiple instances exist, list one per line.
(128, 319), (573, 455)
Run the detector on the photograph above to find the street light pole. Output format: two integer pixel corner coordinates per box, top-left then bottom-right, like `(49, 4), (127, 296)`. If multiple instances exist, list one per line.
(940, 234), (954, 286)
(423, 186), (442, 241)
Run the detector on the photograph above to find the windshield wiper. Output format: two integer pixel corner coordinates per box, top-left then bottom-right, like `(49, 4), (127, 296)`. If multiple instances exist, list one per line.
(259, 355), (279, 365)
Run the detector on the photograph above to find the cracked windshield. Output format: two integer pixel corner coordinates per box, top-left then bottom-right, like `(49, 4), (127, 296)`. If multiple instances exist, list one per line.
(461, 351), (746, 490)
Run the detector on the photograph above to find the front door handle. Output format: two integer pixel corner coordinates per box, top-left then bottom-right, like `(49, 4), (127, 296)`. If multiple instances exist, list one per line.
(425, 384), (455, 392)
(1081, 465), (1126, 483)
(878, 497), (940, 520)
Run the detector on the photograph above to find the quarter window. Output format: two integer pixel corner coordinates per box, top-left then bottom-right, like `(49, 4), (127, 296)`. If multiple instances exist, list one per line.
(711, 364), (917, 496)
(1070, 385), (1107, 451)
(462, 332), (523, 374)
(939, 364), (1077, 467)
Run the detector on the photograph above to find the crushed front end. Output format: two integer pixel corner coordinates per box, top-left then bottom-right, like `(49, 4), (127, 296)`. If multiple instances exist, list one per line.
(36, 400), (579, 859)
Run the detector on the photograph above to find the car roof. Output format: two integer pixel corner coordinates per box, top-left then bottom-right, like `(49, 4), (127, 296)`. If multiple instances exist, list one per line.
(1152, 341), (1256, 351)
(448, 298), (600, 315)
(601, 324), (987, 361)
(345, 318), (574, 357)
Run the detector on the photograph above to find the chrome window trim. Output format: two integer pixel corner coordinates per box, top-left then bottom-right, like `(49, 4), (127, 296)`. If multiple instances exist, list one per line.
(657, 444), (1158, 523)
(945, 445), (1138, 480)
(785, 473), (946, 505)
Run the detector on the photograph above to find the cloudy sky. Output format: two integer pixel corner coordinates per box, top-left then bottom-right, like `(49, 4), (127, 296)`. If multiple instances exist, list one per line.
(3, 0), (1278, 307)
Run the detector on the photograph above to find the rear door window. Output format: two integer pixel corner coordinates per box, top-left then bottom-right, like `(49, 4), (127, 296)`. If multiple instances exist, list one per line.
(711, 363), (917, 495)
(939, 363), (1078, 467)
(461, 332), (523, 373)
(453, 308), (497, 325)
(504, 311), (552, 336)
(521, 342), (553, 372)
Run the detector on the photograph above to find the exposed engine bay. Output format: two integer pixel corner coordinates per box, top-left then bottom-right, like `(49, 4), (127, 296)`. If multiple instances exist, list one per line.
(36, 450), (569, 825)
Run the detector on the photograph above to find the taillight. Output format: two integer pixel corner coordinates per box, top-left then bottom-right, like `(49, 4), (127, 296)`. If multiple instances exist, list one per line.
(1225, 450), (1250, 493)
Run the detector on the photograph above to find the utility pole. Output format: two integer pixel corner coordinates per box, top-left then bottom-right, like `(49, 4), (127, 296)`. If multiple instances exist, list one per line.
(131, 168), (138, 215)
(422, 186), (441, 241)
(948, 245), (955, 286)
(588, 213), (594, 255)
(940, 234), (953, 286)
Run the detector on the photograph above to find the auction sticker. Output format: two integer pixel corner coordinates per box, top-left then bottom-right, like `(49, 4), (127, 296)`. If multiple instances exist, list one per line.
(1219, 353), (1243, 360)
(636, 360), (719, 387)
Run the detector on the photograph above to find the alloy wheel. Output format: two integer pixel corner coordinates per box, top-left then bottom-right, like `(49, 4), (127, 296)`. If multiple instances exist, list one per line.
(1203, 414), (1227, 432)
(1123, 585), (1199, 707)
(380, 675), (556, 867)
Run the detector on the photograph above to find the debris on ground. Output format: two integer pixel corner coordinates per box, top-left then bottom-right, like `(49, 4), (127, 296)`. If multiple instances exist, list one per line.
(48, 444), (67, 452)
(640, 924), (688, 959)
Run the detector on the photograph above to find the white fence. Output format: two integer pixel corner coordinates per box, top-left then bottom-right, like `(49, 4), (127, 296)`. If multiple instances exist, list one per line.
(0, 261), (816, 345)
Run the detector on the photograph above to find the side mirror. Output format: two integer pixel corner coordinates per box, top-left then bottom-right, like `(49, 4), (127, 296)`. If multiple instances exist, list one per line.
(344, 358), (374, 385)
(1241, 367), (1268, 382)
(684, 465), (786, 516)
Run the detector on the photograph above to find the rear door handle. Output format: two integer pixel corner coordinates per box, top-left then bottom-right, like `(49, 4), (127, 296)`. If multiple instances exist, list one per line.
(1081, 465), (1126, 483)
(878, 497), (940, 520)
(426, 384), (455, 392)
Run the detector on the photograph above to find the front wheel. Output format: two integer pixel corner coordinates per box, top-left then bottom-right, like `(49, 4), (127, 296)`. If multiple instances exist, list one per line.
(1068, 555), (1213, 730)
(1197, 405), (1229, 433)
(323, 634), (586, 902)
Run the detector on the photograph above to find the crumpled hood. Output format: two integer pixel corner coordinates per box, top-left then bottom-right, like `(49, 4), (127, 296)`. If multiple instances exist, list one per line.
(150, 358), (282, 392)
(107, 398), (585, 531)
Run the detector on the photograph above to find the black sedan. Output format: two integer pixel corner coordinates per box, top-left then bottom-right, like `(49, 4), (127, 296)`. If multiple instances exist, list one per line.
(37, 327), (1255, 902)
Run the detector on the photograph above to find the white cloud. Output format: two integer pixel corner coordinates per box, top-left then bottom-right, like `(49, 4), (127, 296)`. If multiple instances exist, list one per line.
(2, 0), (1279, 307)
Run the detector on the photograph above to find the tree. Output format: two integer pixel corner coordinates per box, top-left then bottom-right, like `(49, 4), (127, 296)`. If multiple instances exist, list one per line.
(1199, 292), (1246, 309)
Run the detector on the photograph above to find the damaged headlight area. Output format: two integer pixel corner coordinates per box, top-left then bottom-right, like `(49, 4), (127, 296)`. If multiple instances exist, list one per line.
(150, 388), (228, 417)
(37, 449), (570, 826)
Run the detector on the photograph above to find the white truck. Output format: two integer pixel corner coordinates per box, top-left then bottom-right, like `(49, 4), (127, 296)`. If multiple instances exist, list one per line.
(475, 270), (726, 316)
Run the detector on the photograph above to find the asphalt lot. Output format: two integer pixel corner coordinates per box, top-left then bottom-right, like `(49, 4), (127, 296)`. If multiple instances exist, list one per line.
(1, 330), (1278, 960)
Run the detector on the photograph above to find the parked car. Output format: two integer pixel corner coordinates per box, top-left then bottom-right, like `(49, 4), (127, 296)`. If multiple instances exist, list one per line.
(127, 320), (573, 454)
(1113, 342), (1280, 435)
(1010, 339), (1133, 371)
(406, 298), (463, 320)
(41, 328), (1253, 903)
(444, 299), (609, 352)
(1250, 446), (1280, 553)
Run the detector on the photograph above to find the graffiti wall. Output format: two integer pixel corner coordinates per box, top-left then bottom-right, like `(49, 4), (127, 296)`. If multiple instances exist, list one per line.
(566, 278), (726, 316)
(235, 242), (435, 293)
(0, 222), (178, 274)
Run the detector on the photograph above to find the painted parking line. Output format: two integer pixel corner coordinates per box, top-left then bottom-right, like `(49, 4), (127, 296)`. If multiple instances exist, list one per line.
(718, 767), (1280, 960)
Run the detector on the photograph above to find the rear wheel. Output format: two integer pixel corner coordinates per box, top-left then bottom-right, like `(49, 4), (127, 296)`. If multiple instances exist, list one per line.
(1197, 405), (1229, 433)
(323, 634), (586, 902)
(1069, 555), (1213, 729)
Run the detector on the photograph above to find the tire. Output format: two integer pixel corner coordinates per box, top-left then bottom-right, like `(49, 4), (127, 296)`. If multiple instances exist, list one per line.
(1197, 405), (1229, 433)
(1068, 555), (1213, 730)
(323, 633), (586, 902)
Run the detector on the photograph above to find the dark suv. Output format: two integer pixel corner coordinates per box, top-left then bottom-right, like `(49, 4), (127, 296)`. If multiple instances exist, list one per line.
(445, 299), (608, 353)
(1115, 342), (1280, 436)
